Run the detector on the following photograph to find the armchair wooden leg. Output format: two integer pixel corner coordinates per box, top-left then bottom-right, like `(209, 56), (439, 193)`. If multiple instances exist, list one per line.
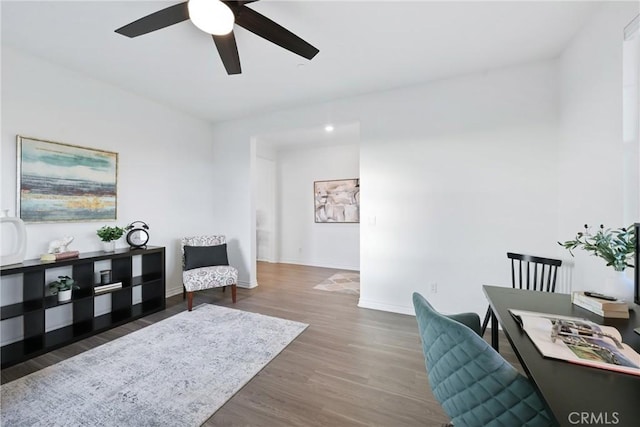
(231, 284), (237, 303)
(183, 285), (186, 300)
(222, 286), (226, 293)
(187, 291), (194, 311)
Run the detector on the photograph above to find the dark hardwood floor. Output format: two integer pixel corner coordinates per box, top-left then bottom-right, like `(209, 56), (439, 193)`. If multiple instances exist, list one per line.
(2, 262), (521, 426)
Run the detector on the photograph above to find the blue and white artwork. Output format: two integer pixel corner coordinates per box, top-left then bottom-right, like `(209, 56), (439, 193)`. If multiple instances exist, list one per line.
(17, 136), (118, 222)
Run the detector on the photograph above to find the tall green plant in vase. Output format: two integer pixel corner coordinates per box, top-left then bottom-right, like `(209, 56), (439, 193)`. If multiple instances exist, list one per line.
(97, 225), (125, 253)
(559, 224), (636, 302)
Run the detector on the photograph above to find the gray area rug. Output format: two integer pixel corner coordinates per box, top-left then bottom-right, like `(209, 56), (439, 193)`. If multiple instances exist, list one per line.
(1, 304), (308, 427)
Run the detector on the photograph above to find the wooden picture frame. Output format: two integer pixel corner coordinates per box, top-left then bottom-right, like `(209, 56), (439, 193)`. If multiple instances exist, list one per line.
(314, 178), (359, 223)
(17, 136), (118, 223)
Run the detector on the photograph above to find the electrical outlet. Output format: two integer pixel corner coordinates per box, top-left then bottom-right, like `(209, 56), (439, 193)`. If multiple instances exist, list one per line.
(430, 282), (438, 293)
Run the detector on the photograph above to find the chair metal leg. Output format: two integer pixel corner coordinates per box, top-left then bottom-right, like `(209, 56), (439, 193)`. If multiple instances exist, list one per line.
(482, 306), (500, 351)
(481, 306), (492, 336)
(187, 291), (193, 311)
(231, 284), (237, 303)
(490, 310), (499, 352)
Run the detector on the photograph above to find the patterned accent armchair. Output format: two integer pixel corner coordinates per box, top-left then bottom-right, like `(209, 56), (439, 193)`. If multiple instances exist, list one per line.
(181, 235), (238, 311)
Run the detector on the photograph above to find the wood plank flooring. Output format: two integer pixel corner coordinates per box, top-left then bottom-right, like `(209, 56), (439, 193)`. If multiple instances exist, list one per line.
(2, 262), (522, 426)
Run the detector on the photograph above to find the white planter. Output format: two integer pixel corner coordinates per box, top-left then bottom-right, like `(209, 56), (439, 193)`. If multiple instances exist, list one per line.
(58, 289), (72, 302)
(103, 241), (115, 253)
(605, 270), (634, 306)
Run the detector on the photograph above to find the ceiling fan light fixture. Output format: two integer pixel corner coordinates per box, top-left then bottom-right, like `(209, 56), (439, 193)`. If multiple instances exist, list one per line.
(188, 0), (235, 36)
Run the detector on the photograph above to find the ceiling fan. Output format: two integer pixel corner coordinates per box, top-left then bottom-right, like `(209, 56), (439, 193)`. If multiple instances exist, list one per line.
(115, 0), (319, 75)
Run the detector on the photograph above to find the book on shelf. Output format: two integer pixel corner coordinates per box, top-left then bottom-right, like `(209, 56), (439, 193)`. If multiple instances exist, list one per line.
(94, 282), (122, 293)
(571, 292), (629, 319)
(509, 309), (640, 376)
(40, 251), (80, 262)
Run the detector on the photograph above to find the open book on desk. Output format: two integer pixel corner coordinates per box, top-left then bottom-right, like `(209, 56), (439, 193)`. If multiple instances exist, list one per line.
(509, 309), (640, 376)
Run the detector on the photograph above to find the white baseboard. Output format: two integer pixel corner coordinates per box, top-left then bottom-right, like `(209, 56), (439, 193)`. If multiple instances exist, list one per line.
(277, 258), (359, 272)
(357, 298), (415, 316)
(238, 279), (257, 289)
(166, 286), (183, 298)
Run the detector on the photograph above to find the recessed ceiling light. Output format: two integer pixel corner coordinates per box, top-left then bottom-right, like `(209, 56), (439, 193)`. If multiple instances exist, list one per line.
(324, 124), (334, 132)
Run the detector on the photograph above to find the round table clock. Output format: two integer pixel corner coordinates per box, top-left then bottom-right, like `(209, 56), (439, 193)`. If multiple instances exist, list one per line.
(125, 221), (150, 249)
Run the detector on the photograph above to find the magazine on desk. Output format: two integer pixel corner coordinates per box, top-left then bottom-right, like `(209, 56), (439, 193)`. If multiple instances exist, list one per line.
(509, 309), (640, 376)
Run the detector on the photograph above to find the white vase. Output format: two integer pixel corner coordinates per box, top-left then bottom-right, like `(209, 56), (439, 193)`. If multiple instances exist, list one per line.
(0, 209), (27, 266)
(103, 241), (115, 252)
(606, 270), (635, 305)
(58, 289), (72, 302)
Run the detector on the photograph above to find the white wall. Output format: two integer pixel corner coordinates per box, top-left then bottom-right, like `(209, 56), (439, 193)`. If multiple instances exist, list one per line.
(256, 156), (276, 262)
(557, 2), (639, 295)
(210, 1), (639, 317)
(359, 62), (560, 314)
(209, 124), (256, 287)
(5, 3), (635, 324)
(1, 46), (219, 297)
(211, 60), (560, 316)
(277, 144), (360, 270)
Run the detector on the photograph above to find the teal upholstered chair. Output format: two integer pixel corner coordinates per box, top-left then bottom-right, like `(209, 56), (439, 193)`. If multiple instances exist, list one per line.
(412, 292), (552, 427)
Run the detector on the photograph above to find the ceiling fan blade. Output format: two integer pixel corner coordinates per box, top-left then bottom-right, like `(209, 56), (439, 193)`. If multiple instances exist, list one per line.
(213, 32), (242, 75)
(115, 2), (189, 38)
(232, 5), (319, 60)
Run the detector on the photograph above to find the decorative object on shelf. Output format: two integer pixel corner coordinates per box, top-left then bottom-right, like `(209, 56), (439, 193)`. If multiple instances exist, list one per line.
(100, 270), (112, 285)
(0, 209), (27, 267)
(94, 282), (122, 294)
(559, 224), (636, 304)
(48, 275), (79, 302)
(97, 225), (125, 252)
(41, 236), (80, 261)
(47, 236), (74, 254)
(40, 251), (80, 262)
(17, 136), (118, 223)
(314, 178), (360, 223)
(125, 221), (150, 249)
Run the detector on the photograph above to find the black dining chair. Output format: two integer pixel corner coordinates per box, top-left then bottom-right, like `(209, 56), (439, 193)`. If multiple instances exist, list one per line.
(481, 252), (562, 346)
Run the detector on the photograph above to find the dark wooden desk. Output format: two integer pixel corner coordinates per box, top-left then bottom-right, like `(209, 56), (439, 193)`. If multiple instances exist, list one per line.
(483, 285), (640, 427)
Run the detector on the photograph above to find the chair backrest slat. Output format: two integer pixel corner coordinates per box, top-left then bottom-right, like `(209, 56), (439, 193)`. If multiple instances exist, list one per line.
(507, 252), (562, 293)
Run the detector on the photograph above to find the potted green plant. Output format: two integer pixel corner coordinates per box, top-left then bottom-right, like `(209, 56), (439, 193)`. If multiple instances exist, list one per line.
(97, 225), (125, 252)
(559, 224), (636, 302)
(48, 275), (79, 302)
(558, 224), (635, 272)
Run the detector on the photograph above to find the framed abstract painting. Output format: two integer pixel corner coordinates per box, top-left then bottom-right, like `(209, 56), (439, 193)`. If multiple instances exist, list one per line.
(17, 136), (118, 222)
(314, 178), (359, 223)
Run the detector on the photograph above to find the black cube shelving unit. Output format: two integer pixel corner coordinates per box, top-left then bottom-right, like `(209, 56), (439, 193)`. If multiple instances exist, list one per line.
(1, 246), (165, 368)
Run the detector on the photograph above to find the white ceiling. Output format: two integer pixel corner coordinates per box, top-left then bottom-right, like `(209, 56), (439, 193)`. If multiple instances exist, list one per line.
(2, 0), (601, 126)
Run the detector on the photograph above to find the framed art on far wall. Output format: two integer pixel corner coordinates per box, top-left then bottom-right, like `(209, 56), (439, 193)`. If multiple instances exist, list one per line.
(17, 136), (118, 223)
(314, 178), (360, 223)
